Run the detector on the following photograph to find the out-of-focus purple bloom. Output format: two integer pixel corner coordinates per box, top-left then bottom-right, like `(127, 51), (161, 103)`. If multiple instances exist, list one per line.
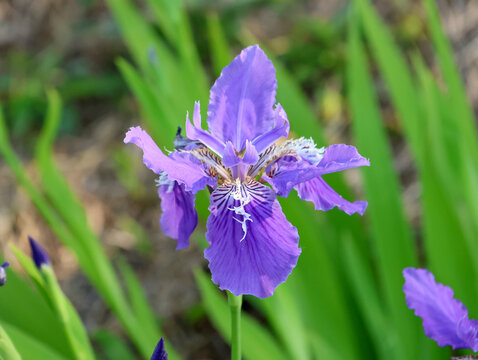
(0, 262), (9, 286)
(28, 236), (50, 269)
(151, 337), (168, 360)
(403, 267), (478, 352)
(125, 45), (370, 298)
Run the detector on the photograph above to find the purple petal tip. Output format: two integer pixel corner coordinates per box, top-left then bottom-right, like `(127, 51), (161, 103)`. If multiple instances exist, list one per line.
(151, 337), (168, 360)
(28, 236), (50, 269)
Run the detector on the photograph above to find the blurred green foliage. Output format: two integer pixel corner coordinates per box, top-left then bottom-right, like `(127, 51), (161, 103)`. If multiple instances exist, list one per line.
(1, 47), (124, 138)
(0, 0), (477, 359)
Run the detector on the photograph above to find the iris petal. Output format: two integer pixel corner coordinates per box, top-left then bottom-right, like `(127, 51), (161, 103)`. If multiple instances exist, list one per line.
(204, 180), (301, 298)
(264, 158), (319, 197)
(207, 45), (277, 150)
(403, 268), (478, 351)
(295, 176), (367, 215)
(124, 126), (216, 193)
(158, 182), (198, 249)
(251, 104), (289, 154)
(316, 144), (370, 175)
(151, 337), (168, 360)
(264, 143), (369, 211)
(185, 102), (226, 156)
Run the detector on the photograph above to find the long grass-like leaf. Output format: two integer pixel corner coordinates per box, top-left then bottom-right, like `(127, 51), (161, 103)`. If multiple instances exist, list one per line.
(355, 0), (478, 325)
(0, 324), (22, 360)
(2, 323), (67, 360)
(347, 11), (421, 359)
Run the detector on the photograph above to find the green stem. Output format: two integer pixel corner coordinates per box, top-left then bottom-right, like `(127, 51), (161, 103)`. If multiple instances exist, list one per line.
(227, 292), (242, 360)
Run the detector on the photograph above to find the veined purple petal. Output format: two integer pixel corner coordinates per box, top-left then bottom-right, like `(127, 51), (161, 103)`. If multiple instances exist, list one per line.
(316, 144), (370, 175)
(207, 45), (277, 150)
(204, 180), (301, 299)
(185, 102), (226, 155)
(251, 104), (290, 154)
(158, 182), (198, 250)
(403, 268), (478, 351)
(295, 176), (367, 215)
(151, 337), (168, 360)
(124, 126), (215, 193)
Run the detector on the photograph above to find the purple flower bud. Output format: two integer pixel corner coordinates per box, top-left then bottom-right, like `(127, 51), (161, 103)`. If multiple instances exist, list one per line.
(0, 262), (9, 286)
(28, 236), (50, 269)
(150, 337), (168, 360)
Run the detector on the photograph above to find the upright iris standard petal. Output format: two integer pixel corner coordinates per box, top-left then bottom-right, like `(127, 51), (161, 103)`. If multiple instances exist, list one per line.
(28, 236), (50, 269)
(403, 267), (478, 351)
(158, 182), (198, 250)
(125, 126), (216, 193)
(204, 180), (301, 299)
(150, 337), (168, 360)
(295, 176), (367, 215)
(0, 262), (9, 286)
(207, 45), (277, 150)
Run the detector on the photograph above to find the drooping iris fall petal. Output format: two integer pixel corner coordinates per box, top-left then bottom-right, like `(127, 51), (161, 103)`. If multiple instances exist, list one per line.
(158, 182), (198, 250)
(204, 181), (301, 298)
(295, 176), (367, 215)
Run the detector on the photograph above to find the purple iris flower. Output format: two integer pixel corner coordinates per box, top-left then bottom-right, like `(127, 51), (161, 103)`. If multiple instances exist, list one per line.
(151, 338), (168, 360)
(403, 267), (478, 352)
(125, 45), (369, 298)
(0, 262), (9, 286)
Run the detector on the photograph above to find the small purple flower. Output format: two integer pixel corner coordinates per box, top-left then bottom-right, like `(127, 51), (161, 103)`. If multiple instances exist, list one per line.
(403, 267), (478, 352)
(28, 236), (50, 269)
(125, 45), (369, 298)
(151, 338), (168, 360)
(0, 262), (9, 286)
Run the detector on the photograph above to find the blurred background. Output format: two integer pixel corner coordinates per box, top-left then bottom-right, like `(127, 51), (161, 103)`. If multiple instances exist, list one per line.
(1, 0), (478, 359)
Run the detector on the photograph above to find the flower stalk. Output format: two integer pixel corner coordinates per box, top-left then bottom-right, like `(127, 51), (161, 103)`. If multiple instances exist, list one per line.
(228, 292), (242, 360)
